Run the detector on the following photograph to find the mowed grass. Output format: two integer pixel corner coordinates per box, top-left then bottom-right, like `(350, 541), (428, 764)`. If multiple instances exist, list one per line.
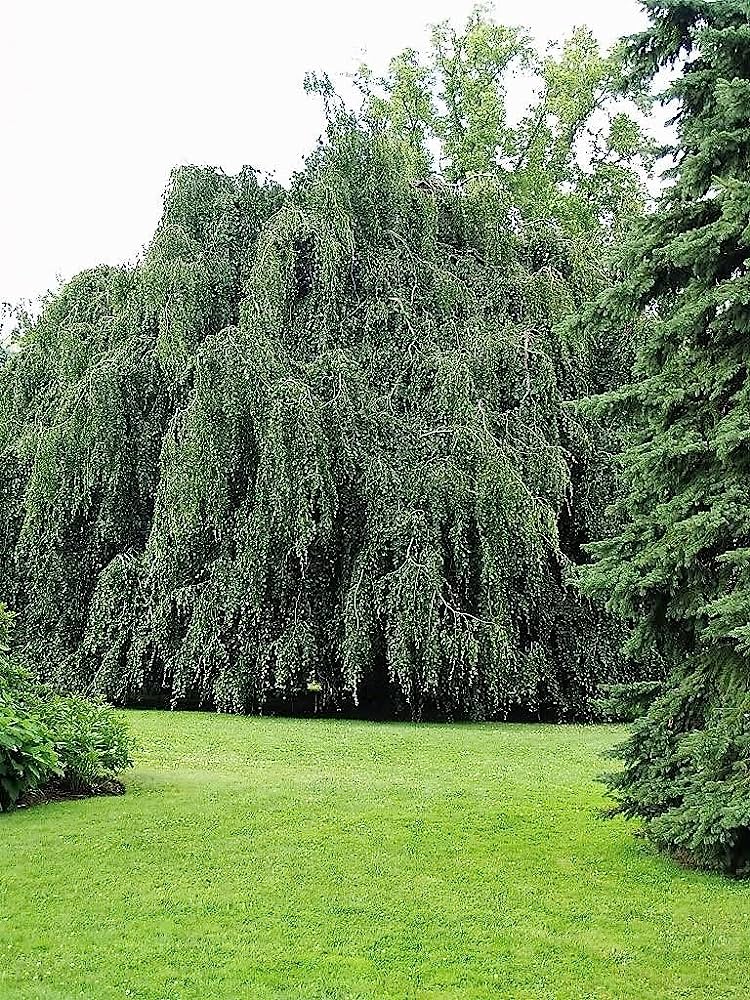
(2, 713), (749, 1000)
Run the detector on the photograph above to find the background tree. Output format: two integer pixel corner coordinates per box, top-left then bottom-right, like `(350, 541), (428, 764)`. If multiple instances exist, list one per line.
(0, 11), (650, 720)
(581, 0), (750, 875)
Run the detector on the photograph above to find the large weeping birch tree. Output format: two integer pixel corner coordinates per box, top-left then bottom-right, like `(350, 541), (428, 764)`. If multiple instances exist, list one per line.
(0, 12), (653, 719)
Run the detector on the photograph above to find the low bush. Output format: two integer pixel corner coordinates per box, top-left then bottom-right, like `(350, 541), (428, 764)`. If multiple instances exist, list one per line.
(41, 694), (133, 792)
(0, 602), (133, 811)
(0, 704), (60, 811)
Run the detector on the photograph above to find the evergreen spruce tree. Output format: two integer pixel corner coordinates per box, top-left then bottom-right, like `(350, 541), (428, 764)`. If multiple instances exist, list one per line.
(582, 0), (750, 875)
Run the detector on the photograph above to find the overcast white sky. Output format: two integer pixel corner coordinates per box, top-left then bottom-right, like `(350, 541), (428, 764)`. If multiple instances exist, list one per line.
(1, 0), (647, 308)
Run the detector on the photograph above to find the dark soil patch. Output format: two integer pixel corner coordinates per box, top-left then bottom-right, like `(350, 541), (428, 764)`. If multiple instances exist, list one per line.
(16, 777), (125, 809)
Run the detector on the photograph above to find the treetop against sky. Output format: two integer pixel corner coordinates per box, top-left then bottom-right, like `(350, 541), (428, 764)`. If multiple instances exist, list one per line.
(0, 0), (646, 309)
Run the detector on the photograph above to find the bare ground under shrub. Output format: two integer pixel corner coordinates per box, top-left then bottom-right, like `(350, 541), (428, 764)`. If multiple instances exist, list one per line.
(16, 777), (126, 809)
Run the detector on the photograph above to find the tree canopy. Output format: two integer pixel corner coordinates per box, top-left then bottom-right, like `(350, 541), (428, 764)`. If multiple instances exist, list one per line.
(0, 11), (651, 720)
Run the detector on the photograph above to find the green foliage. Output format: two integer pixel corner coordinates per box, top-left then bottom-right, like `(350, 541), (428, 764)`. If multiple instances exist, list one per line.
(606, 668), (750, 875)
(0, 13), (650, 720)
(39, 694), (133, 791)
(596, 679), (662, 722)
(580, 0), (750, 874)
(0, 705), (59, 811)
(356, 10), (655, 234)
(0, 604), (133, 808)
(0, 607), (59, 812)
(0, 607), (39, 711)
(0, 601), (13, 652)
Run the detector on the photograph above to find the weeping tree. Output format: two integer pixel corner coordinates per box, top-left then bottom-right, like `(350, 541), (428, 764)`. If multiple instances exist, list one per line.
(0, 12), (652, 719)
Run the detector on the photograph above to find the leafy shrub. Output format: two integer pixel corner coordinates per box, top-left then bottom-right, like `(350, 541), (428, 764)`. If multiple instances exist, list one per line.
(0, 603), (133, 809)
(0, 705), (60, 811)
(40, 695), (133, 791)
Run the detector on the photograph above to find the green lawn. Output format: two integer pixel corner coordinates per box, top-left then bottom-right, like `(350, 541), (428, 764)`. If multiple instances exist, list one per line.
(2, 713), (748, 1000)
